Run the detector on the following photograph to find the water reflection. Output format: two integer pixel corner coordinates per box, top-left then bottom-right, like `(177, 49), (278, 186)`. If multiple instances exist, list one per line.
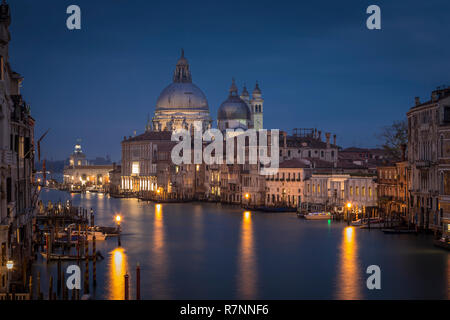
(151, 203), (170, 298)
(107, 247), (128, 300)
(237, 211), (257, 299)
(336, 226), (361, 299)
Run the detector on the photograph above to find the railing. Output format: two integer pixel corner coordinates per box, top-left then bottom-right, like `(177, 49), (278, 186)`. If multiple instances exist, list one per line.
(0, 148), (14, 166)
(0, 293), (30, 300)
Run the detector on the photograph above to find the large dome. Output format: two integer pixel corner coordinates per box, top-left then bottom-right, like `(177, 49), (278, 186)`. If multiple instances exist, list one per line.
(156, 82), (209, 111)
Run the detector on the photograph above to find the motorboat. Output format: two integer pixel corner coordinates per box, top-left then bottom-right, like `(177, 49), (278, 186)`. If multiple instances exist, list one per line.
(304, 212), (332, 220)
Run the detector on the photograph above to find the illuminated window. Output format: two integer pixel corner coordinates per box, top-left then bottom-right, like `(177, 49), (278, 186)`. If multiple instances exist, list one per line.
(362, 187), (365, 196)
(369, 187), (372, 197)
(132, 162), (140, 175)
(350, 186), (353, 196)
(356, 187), (359, 196)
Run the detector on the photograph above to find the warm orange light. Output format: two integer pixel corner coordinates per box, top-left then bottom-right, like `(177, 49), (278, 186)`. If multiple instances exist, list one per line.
(245, 193), (250, 199)
(346, 202), (352, 208)
(115, 215), (121, 224)
(156, 189), (161, 194)
(244, 211), (251, 220)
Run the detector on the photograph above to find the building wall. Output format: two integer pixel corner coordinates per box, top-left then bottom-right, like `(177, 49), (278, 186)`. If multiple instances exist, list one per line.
(407, 90), (450, 231)
(304, 174), (377, 213)
(0, 2), (35, 293)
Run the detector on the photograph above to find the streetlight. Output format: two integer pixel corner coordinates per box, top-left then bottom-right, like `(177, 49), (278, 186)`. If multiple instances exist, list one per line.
(244, 193), (250, 208)
(6, 260), (13, 295)
(346, 202), (352, 225)
(115, 215), (122, 247)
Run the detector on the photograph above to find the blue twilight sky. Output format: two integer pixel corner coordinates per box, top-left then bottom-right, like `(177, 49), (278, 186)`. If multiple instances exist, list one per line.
(7, 0), (450, 161)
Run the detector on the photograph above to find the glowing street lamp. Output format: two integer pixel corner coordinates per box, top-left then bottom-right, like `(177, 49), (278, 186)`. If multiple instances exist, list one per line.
(346, 202), (352, 225)
(6, 260), (13, 270)
(115, 215), (122, 247)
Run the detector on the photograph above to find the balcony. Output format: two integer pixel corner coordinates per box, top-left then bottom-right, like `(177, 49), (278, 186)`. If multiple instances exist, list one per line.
(0, 149), (14, 166)
(415, 160), (431, 168)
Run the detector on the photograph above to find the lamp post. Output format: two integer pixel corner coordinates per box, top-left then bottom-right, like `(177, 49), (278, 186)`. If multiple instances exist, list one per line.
(115, 215), (122, 247)
(6, 260), (13, 297)
(346, 202), (352, 225)
(245, 193), (250, 208)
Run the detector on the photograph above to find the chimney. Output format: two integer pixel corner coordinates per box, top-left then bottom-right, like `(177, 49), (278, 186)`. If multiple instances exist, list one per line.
(283, 131), (287, 149)
(314, 128), (317, 139)
(333, 134), (336, 146)
(318, 131), (322, 141)
(431, 91), (438, 102)
(415, 97), (420, 106)
(325, 132), (331, 149)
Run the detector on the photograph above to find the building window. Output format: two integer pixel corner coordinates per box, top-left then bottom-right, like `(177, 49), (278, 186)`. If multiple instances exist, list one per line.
(369, 187), (372, 198)
(362, 187), (365, 196)
(132, 162), (140, 175)
(356, 187), (359, 196)
(350, 186), (353, 196)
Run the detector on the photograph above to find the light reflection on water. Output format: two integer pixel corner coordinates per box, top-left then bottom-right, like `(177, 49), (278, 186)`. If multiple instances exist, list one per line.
(336, 227), (361, 300)
(150, 203), (170, 299)
(107, 247), (128, 300)
(237, 211), (257, 299)
(34, 189), (450, 300)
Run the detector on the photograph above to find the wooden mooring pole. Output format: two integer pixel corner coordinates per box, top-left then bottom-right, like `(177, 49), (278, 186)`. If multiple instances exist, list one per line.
(84, 224), (89, 294)
(124, 273), (129, 300)
(136, 263), (141, 300)
(93, 235), (97, 287)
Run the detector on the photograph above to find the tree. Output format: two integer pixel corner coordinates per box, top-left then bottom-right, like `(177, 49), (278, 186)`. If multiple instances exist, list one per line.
(378, 120), (408, 160)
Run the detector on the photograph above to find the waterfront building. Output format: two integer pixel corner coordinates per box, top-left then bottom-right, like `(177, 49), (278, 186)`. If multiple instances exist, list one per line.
(407, 88), (450, 232)
(376, 157), (409, 219)
(303, 173), (377, 215)
(264, 159), (312, 207)
(63, 142), (114, 190)
(120, 131), (173, 194)
(0, 1), (35, 295)
(106, 164), (121, 195)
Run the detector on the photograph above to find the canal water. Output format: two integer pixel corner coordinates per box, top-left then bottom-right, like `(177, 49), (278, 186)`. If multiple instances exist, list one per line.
(33, 189), (450, 300)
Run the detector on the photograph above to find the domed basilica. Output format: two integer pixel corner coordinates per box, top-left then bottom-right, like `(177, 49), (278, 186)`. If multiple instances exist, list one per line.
(151, 50), (264, 133)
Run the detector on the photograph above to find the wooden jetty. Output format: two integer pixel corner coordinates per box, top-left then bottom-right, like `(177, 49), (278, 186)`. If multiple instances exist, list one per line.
(40, 252), (104, 261)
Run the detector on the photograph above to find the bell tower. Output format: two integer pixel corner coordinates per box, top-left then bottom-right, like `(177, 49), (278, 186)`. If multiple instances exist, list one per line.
(250, 81), (264, 130)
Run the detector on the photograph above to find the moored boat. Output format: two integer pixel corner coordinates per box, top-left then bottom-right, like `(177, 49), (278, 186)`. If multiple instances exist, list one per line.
(304, 212), (332, 220)
(433, 238), (450, 251)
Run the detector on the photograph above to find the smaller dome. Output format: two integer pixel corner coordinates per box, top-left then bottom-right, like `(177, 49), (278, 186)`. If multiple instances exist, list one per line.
(218, 96), (251, 120)
(218, 79), (251, 121)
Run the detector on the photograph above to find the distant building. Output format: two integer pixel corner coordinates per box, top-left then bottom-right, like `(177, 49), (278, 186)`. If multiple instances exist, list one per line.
(63, 142), (114, 190)
(279, 129), (339, 163)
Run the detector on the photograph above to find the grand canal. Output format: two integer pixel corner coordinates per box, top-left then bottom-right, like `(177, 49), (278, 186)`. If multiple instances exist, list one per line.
(33, 189), (450, 300)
